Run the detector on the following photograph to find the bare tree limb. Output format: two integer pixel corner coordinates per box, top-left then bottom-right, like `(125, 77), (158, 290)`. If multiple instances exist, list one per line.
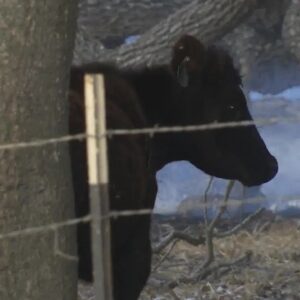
(74, 0), (300, 92)
(74, 0), (259, 66)
(78, 0), (191, 39)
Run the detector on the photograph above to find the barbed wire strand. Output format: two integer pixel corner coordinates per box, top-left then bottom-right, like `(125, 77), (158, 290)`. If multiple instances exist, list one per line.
(0, 133), (86, 151)
(0, 115), (299, 151)
(0, 209), (153, 241)
(1, 194), (300, 242)
(0, 115), (299, 247)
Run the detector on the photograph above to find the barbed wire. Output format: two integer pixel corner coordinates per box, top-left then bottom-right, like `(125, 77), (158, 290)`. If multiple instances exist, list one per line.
(0, 133), (86, 151)
(0, 195), (299, 242)
(0, 114), (299, 254)
(106, 115), (300, 137)
(0, 115), (299, 152)
(0, 209), (153, 241)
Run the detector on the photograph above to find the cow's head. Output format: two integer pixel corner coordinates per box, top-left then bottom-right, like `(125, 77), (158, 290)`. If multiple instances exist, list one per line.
(169, 35), (278, 186)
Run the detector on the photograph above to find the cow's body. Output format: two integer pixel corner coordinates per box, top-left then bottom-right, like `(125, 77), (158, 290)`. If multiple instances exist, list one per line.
(69, 35), (278, 300)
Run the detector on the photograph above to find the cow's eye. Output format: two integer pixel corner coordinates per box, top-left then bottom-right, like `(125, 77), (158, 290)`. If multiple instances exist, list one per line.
(225, 103), (242, 121)
(224, 104), (239, 119)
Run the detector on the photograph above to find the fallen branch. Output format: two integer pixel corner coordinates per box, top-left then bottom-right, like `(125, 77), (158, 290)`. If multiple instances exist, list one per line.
(168, 250), (253, 289)
(193, 250), (253, 281)
(153, 228), (205, 253)
(214, 207), (265, 238)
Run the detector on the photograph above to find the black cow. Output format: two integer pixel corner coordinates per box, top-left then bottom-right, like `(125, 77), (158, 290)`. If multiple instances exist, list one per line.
(69, 35), (278, 300)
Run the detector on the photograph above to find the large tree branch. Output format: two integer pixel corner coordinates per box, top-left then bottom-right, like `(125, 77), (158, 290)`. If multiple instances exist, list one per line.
(74, 0), (259, 67)
(78, 0), (190, 39)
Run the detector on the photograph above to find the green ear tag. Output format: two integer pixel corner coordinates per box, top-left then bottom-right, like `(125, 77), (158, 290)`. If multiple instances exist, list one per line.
(177, 57), (190, 87)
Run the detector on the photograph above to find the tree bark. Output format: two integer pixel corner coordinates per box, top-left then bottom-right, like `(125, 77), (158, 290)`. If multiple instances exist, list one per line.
(0, 1), (78, 300)
(282, 0), (300, 62)
(220, 0), (290, 77)
(78, 0), (190, 39)
(74, 0), (259, 67)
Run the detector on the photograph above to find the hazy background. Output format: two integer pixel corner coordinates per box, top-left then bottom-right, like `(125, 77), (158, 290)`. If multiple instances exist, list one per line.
(154, 87), (300, 217)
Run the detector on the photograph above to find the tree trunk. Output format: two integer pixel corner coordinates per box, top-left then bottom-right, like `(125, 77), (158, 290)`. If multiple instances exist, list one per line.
(0, 1), (78, 300)
(74, 0), (259, 67)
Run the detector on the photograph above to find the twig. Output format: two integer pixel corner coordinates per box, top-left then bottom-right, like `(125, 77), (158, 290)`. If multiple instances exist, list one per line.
(208, 180), (235, 232)
(200, 180), (235, 270)
(153, 228), (205, 253)
(152, 239), (178, 272)
(193, 250), (253, 281)
(204, 176), (214, 226)
(253, 219), (273, 234)
(214, 207), (265, 238)
(168, 250), (253, 289)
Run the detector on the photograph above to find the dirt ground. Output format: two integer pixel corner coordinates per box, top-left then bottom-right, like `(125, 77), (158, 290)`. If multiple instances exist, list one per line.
(78, 215), (300, 300)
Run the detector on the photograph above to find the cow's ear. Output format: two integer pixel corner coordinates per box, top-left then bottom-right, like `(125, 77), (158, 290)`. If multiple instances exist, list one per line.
(171, 35), (206, 87)
(177, 56), (190, 87)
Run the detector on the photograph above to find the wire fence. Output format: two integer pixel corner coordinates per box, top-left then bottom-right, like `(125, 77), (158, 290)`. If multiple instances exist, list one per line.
(1, 78), (300, 300)
(2, 0), (300, 299)
(0, 114), (299, 152)
(0, 114), (299, 237)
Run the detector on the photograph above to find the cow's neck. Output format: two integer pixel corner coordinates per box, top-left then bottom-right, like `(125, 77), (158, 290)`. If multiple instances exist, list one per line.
(124, 66), (175, 126)
(125, 66), (181, 172)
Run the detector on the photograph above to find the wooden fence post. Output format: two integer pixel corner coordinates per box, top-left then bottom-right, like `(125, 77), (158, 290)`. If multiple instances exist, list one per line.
(84, 74), (113, 300)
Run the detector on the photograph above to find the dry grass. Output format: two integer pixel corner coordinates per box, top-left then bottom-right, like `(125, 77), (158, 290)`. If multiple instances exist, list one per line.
(141, 218), (300, 300)
(77, 218), (300, 300)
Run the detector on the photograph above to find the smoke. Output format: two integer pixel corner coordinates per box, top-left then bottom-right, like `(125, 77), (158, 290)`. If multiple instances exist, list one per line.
(154, 87), (300, 216)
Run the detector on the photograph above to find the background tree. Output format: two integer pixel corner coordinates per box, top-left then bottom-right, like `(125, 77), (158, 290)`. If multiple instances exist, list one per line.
(74, 0), (259, 66)
(74, 0), (300, 92)
(0, 1), (78, 299)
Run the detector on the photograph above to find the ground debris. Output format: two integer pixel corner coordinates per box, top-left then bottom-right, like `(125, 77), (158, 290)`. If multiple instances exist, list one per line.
(141, 217), (300, 300)
(78, 217), (300, 300)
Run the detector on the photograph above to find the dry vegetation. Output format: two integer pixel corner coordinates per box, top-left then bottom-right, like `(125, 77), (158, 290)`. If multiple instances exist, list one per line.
(142, 216), (300, 300)
(78, 215), (300, 300)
